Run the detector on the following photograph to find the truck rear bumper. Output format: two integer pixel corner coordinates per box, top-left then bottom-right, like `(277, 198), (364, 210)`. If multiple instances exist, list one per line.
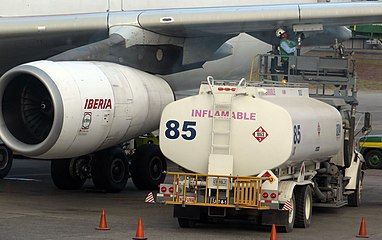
(173, 205), (290, 227)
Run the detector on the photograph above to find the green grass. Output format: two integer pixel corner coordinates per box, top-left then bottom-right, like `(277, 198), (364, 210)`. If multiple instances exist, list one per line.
(355, 58), (382, 91)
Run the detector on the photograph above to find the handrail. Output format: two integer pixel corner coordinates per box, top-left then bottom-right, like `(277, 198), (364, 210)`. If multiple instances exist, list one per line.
(164, 172), (268, 209)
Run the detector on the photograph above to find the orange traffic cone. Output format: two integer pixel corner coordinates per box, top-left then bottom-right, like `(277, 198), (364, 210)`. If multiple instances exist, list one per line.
(96, 209), (110, 231)
(270, 224), (277, 240)
(133, 218), (147, 240)
(356, 217), (369, 238)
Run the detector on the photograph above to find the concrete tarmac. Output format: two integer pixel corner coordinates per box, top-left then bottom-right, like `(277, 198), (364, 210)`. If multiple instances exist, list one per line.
(0, 91), (381, 240)
(357, 91), (382, 133)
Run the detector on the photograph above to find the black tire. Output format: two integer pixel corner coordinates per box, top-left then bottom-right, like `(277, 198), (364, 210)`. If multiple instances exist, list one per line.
(294, 185), (313, 228)
(178, 218), (196, 228)
(348, 165), (363, 207)
(91, 147), (129, 193)
(365, 150), (382, 169)
(280, 194), (296, 233)
(0, 146), (13, 179)
(51, 158), (86, 190)
(130, 144), (167, 190)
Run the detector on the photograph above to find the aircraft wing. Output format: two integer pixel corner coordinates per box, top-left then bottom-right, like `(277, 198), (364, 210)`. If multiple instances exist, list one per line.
(0, 13), (108, 38)
(138, 2), (382, 37)
(2, 2), (379, 39)
(0, 1), (381, 75)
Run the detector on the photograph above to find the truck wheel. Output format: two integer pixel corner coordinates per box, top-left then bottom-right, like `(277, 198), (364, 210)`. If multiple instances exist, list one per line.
(365, 150), (382, 169)
(130, 144), (167, 190)
(294, 185), (313, 228)
(0, 146), (12, 179)
(51, 158), (87, 190)
(92, 147), (129, 193)
(348, 165), (363, 207)
(280, 194), (296, 233)
(178, 218), (196, 228)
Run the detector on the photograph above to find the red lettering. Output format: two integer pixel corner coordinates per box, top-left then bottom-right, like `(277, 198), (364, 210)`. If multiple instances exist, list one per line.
(84, 99), (88, 109)
(87, 99), (94, 109)
(250, 113), (256, 121)
(192, 109), (201, 117)
(105, 99), (112, 109)
(237, 112), (243, 120)
(99, 99), (104, 109)
(221, 111), (229, 117)
(84, 98), (112, 109)
(94, 99), (99, 109)
(243, 112), (250, 120)
(215, 111), (220, 117)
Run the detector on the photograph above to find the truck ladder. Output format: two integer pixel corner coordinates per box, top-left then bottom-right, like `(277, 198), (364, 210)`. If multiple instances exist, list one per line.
(207, 76), (245, 155)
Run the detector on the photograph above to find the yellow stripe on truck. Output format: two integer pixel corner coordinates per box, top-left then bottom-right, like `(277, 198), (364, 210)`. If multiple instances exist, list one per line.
(360, 142), (382, 149)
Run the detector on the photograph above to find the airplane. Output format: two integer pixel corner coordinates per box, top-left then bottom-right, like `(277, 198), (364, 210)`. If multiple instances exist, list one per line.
(0, 0), (381, 192)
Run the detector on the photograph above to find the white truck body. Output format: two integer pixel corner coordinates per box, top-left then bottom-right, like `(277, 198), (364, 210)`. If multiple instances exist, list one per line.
(160, 82), (343, 176)
(156, 77), (363, 232)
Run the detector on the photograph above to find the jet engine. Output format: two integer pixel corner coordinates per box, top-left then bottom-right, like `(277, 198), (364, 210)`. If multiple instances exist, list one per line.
(0, 61), (174, 159)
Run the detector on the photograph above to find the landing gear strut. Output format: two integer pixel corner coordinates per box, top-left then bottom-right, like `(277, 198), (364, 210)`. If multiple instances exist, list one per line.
(51, 140), (166, 192)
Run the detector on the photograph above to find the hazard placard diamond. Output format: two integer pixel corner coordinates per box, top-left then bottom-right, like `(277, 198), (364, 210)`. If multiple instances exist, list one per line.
(252, 127), (269, 143)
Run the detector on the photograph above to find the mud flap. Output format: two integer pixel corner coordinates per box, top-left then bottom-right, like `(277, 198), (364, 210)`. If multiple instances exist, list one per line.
(261, 209), (290, 227)
(174, 205), (203, 220)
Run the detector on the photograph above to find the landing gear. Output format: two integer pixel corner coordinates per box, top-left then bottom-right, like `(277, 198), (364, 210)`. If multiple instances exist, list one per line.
(0, 145), (12, 179)
(51, 156), (90, 190)
(50, 140), (165, 192)
(130, 144), (167, 190)
(91, 147), (129, 193)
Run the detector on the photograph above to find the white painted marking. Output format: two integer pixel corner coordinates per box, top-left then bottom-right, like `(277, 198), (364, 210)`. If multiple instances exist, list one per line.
(4, 177), (42, 182)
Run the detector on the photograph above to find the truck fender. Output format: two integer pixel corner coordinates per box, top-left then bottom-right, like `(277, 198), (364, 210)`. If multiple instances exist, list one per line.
(345, 150), (363, 190)
(279, 180), (314, 202)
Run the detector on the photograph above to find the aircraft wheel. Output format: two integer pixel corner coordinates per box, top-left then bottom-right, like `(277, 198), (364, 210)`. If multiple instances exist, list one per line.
(51, 157), (88, 190)
(92, 147), (129, 193)
(130, 144), (167, 190)
(0, 145), (12, 179)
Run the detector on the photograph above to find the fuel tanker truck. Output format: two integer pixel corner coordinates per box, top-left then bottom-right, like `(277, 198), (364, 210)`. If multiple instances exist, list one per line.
(156, 76), (367, 232)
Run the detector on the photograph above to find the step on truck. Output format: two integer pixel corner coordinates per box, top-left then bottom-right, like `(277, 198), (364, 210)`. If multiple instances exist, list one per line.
(156, 54), (370, 232)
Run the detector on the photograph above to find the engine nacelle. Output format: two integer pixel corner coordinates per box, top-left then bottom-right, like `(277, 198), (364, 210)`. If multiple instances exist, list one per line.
(0, 61), (174, 159)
